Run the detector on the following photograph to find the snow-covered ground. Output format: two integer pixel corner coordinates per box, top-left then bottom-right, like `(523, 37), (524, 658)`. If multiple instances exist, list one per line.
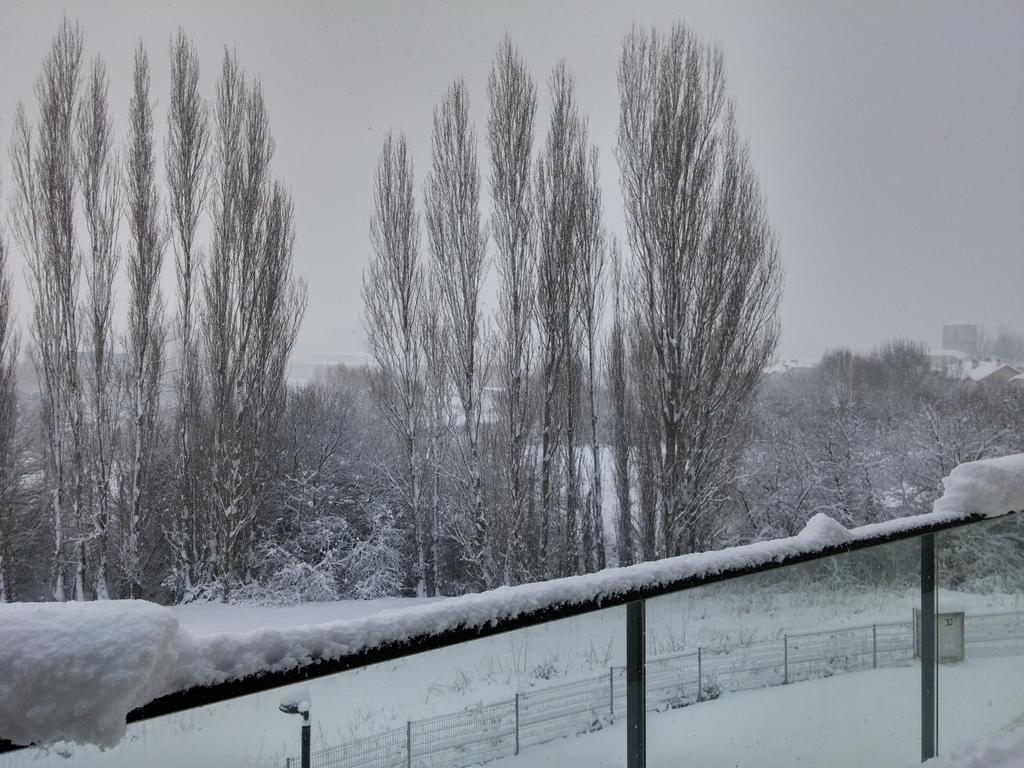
(492, 657), (1024, 768)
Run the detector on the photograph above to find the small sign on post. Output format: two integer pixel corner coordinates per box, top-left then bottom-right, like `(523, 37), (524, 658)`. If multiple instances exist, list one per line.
(914, 610), (966, 663)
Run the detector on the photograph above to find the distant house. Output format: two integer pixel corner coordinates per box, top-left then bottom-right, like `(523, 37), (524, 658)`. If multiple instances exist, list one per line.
(926, 347), (1021, 386)
(964, 360), (1021, 386)
(765, 358), (818, 376)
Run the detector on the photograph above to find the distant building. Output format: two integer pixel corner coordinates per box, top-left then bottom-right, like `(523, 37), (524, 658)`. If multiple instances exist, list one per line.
(942, 323), (980, 357)
(765, 358), (818, 376)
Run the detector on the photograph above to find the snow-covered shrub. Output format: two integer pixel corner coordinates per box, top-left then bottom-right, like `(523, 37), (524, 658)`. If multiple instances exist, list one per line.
(256, 507), (353, 602)
(233, 542), (343, 605)
(341, 505), (406, 599)
(700, 677), (722, 701)
(531, 660), (559, 681)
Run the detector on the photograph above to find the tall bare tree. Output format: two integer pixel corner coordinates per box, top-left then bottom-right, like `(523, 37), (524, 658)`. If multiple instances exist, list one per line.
(618, 24), (782, 555)
(424, 80), (491, 587)
(534, 62), (584, 576)
(362, 133), (429, 596)
(123, 44), (166, 598)
(576, 141), (606, 572)
(604, 240), (632, 566)
(77, 56), (120, 599)
(9, 22), (86, 600)
(420, 272), (453, 594)
(205, 52), (306, 591)
(166, 29), (210, 595)
(629, 320), (659, 561)
(487, 37), (537, 584)
(0, 173), (20, 602)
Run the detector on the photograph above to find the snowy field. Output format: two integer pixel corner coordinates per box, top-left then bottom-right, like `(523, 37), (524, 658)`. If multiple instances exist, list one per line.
(492, 657), (1024, 768)
(3, 585), (1022, 768)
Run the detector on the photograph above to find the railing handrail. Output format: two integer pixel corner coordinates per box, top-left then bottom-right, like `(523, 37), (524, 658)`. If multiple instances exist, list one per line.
(125, 510), (1009, 725)
(0, 508), (1015, 756)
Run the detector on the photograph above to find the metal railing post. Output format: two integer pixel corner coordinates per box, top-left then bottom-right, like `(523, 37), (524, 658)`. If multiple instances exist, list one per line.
(783, 635), (789, 684)
(626, 600), (646, 768)
(406, 721), (412, 768)
(301, 709), (310, 768)
(921, 533), (937, 762)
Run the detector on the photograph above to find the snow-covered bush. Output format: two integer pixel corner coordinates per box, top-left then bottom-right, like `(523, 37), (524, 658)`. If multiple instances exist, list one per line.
(233, 543), (343, 605)
(341, 505), (406, 599)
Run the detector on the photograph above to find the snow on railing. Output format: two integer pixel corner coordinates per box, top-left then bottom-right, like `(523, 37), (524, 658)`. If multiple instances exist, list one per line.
(1, 454), (1021, 749)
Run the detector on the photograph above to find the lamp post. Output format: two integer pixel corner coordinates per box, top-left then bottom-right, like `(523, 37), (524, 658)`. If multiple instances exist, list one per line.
(279, 700), (311, 768)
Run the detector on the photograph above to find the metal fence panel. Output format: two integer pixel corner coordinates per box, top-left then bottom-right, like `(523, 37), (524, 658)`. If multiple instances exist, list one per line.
(519, 673), (614, 749)
(293, 610), (1024, 768)
(409, 700), (516, 768)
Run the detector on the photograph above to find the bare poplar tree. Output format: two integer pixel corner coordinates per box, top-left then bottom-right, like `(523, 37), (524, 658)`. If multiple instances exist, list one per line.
(77, 56), (120, 599)
(123, 44), (166, 598)
(630, 320), (659, 561)
(424, 80), (492, 587)
(166, 29), (210, 595)
(618, 25), (782, 555)
(0, 175), (20, 602)
(576, 142), (606, 572)
(362, 133), (429, 596)
(9, 22), (86, 600)
(205, 52), (306, 591)
(487, 37), (537, 584)
(420, 270), (455, 594)
(604, 240), (633, 566)
(534, 62), (583, 576)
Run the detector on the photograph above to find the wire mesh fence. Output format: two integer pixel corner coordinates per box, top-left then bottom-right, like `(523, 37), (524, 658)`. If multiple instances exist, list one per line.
(286, 609), (1024, 768)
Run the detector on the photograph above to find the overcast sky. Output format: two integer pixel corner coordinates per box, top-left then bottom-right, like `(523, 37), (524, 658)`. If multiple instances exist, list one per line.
(1, 0), (1022, 364)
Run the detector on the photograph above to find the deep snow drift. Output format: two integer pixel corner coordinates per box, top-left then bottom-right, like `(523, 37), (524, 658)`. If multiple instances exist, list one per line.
(0, 453), (1021, 749)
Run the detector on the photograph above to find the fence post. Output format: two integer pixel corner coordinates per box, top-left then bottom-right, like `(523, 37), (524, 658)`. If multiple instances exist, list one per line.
(783, 635), (789, 685)
(912, 607), (920, 658)
(626, 600), (646, 768)
(514, 693), (520, 755)
(872, 624), (878, 669)
(697, 647), (703, 702)
(406, 721), (412, 768)
(609, 667), (615, 722)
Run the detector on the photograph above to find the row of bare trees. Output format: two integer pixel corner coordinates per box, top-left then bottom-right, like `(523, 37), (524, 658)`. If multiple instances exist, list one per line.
(1, 21), (779, 601)
(0, 22), (305, 601)
(363, 26), (781, 592)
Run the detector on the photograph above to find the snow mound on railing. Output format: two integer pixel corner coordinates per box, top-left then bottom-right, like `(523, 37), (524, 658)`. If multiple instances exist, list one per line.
(933, 453), (1024, 519)
(798, 513), (854, 547)
(1, 454), (1020, 750)
(0, 601), (179, 748)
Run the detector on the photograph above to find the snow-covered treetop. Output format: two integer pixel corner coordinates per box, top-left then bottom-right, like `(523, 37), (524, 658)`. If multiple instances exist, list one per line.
(2, 454), (1022, 750)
